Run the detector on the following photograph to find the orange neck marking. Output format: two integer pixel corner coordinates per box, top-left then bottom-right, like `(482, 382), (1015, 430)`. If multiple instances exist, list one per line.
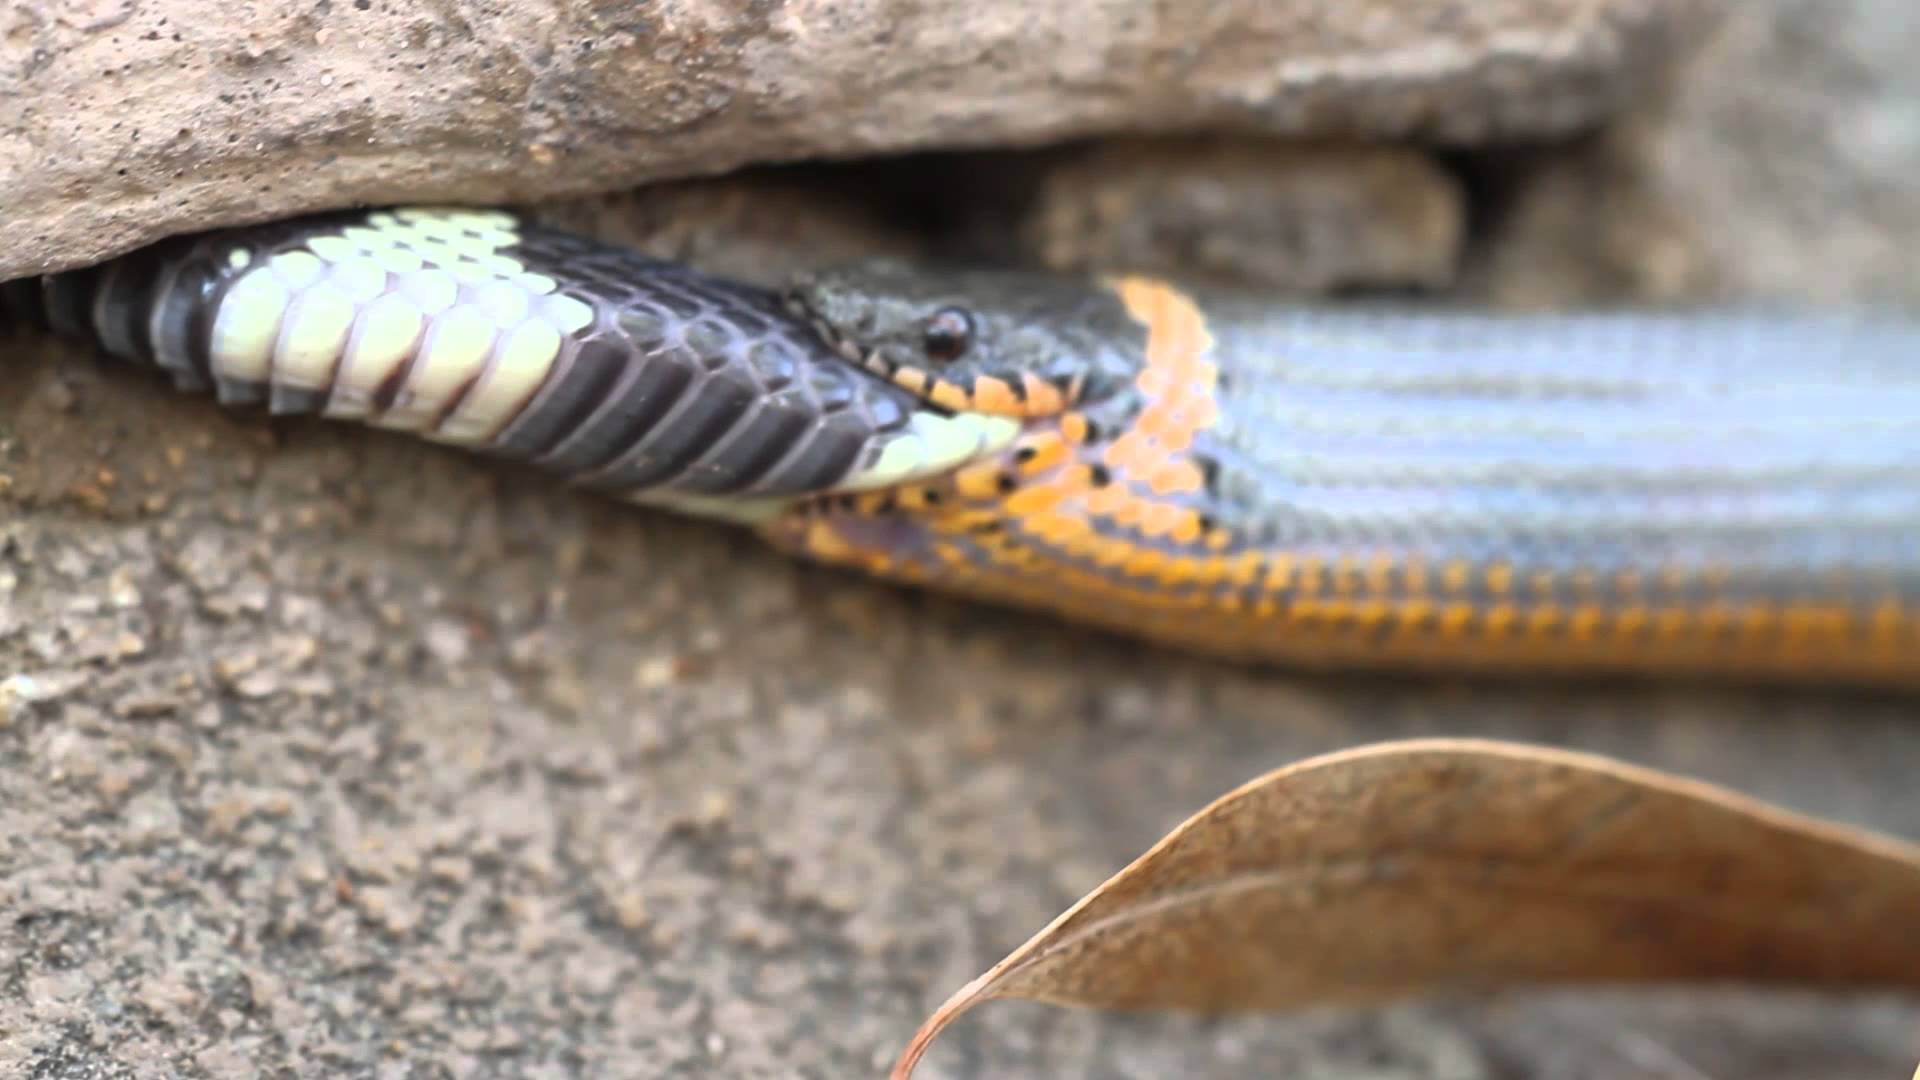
(1103, 277), (1218, 484)
(774, 275), (1234, 586)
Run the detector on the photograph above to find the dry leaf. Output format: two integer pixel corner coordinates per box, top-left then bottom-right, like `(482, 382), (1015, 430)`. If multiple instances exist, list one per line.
(893, 738), (1920, 1078)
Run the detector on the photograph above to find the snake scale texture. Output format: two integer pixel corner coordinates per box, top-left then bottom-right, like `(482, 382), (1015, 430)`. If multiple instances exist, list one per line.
(6, 206), (1920, 686)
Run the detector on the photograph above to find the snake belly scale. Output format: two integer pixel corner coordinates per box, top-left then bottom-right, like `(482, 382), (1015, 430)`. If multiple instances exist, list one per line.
(6, 207), (1920, 685)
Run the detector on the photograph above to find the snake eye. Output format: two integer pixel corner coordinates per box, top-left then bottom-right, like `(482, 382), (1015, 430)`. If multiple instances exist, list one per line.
(921, 307), (974, 363)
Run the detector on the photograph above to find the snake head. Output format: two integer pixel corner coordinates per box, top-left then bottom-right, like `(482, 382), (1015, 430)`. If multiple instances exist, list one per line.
(786, 259), (1147, 417)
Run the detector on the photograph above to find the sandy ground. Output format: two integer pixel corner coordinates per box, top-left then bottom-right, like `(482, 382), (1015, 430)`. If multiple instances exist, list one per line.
(5, 2), (1920, 1078)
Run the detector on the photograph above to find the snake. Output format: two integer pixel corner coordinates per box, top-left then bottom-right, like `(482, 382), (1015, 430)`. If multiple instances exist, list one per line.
(5, 205), (1920, 686)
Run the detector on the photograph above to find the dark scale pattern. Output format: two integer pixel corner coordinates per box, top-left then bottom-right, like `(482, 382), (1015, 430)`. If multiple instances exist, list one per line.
(490, 222), (919, 496)
(26, 214), (367, 401)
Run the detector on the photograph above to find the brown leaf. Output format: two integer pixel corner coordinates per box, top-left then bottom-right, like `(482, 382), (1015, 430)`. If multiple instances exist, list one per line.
(892, 738), (1920, 1079)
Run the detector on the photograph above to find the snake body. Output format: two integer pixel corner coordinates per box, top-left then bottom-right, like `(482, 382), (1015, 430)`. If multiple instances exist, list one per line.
(0, 208), (1016, 522)
(8, 207), (1920, 684)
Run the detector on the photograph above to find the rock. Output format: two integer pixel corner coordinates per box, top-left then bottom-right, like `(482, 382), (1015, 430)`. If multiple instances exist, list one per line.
(530, 143), (1468, 295)
(527, 173), (933, 284)
(0, 0), (1709, 280)
(1012, 140), (1464, 292)
(1474, 0), (1920, 309)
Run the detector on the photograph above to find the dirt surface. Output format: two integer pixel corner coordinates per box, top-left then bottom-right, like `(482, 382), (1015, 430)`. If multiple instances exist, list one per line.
(3, 2), (1919, 1080)
(6, 342), (1920, 1080)
(0, 0), (1704, 280)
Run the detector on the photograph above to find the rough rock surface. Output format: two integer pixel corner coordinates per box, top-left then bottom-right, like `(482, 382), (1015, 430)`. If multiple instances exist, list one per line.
(1474, 0), (1920, 310)
(2, 2), (1919, 1080)
(1014, 140), (1465, 292)
(0, 0), (1709, 280)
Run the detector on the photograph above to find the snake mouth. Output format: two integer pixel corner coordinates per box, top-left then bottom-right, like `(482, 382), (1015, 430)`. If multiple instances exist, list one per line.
(782, 266), (1109, 422)
(782, 292), (904, 403)
(748, 284), (1021, 499)
(779, 289), (1024, 498)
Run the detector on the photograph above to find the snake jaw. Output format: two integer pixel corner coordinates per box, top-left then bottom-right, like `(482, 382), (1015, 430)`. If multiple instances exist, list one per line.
(792, 307), (918, 408)
(829, 410), (1023, 492)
